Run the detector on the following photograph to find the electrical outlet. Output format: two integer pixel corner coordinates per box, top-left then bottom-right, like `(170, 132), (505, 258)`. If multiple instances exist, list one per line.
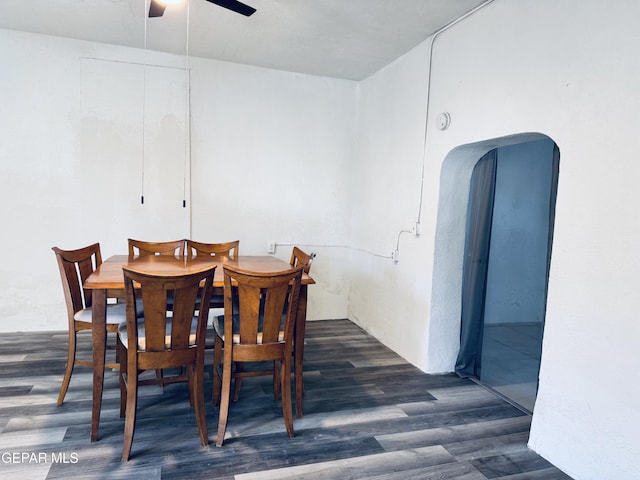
(267, 242), (276, 254)
(391, 250), (399, 262)
(414, 222), (421, 236)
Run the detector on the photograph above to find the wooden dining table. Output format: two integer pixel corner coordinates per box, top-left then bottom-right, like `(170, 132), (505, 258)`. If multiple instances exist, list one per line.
(83, 254), (315, 442)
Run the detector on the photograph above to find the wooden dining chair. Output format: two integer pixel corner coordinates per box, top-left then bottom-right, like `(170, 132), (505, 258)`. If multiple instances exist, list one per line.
(128, 238), (186, 309)
(289, 247), (316, 417)
(185, 239), (239, 259)
(185, 239), (240, 309)
(52, 243), (124, 406)
(127, 238), (185, 258)
(212, 264), (304, 447)
(290, 246), (316, 273)
(229, 246), (316, 417)
(127, 238), (186, 381)
(117, 264), (216, 462)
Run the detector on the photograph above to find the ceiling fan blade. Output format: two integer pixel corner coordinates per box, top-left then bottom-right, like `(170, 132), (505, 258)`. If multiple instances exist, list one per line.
(149, 0), (167, 18)
(206, 0), (256, 17)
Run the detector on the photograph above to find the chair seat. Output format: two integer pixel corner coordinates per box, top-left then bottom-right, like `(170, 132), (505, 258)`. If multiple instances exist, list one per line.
(119, 317), (193, 351)
(74, 299), (145, 323)
(212, 314), (285, 344)
(74, 303), (127, 323)
(119, 317), (214, 350)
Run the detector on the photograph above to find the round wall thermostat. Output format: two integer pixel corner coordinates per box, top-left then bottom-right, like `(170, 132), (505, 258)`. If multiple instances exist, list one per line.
(437, 112), (451, 130)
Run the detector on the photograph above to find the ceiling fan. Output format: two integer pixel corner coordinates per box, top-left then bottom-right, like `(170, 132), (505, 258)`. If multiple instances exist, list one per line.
(149, 0), (256, 18)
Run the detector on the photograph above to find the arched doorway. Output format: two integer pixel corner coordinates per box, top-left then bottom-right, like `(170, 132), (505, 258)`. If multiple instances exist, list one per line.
(427, 132), (559, 414)
(455, 137), (559, 412)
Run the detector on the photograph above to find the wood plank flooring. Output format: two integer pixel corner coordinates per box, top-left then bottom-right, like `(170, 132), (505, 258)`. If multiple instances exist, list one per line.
(0, 319), (573, 479)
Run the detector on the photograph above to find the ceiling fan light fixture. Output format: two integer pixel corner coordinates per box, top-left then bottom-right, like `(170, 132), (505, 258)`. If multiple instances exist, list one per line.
(148, 0), (184, 17)
(149, 0), (256, 18)
(206, 0), (256, 17)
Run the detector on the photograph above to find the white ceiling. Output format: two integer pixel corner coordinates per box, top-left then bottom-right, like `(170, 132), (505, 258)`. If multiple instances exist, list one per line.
(0, 0), (488, 80)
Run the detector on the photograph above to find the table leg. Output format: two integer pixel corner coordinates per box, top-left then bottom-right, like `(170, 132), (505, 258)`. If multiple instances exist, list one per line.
(294, 284), (308, 418)
(91, 289), (107, 442)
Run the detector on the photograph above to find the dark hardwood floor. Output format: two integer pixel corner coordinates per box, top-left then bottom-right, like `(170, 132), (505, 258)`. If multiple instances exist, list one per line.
(0, 319), (572, 479)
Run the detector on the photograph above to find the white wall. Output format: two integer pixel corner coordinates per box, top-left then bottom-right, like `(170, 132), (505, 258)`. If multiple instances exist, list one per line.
(350, 0), (640, 478)
(348, 38), (432, 367)
(188, 58), (354, 321)
(0, 29), (353, 331)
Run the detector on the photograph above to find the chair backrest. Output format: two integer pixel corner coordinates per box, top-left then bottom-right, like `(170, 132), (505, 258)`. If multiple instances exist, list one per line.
(289, 247), (316, 274)
(128, 239), (185, 258)
(186, 240), (239, 260)
(52, 243), (102, 317)
(122, 265), (216, 361)
(223, 264), (304, 351)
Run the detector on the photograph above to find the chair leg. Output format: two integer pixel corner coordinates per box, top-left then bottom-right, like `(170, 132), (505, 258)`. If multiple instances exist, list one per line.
(192, 361), (208, 447)
(232, 363), (244, 401)
(295, 359), (304, 418)
(212, 336), (222, 406)
(215, 357), (233, 447)
(118, 341), (127, 418)
(281, 359), (295, 439)
(294, 299), (307, 418)
(57, 329), (77, 406)
(187, 365), (195, 407)
(121, 364), (138, 462)
(273, 361), (281, 401)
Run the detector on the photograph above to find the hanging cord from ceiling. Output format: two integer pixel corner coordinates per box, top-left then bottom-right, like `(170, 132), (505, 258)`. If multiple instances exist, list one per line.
(141, 0), (149, 204)
(183, 0), (191, 212)
(140, 0), (193, 217)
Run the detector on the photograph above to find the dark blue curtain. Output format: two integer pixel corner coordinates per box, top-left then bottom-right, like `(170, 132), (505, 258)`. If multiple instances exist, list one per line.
(455, 149), (497, 378)
(541, 144), (560, 325)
